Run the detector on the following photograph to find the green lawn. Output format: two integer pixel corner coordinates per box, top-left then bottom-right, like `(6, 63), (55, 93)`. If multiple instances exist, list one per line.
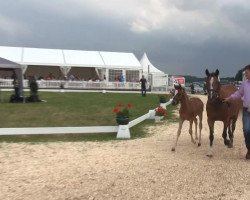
(0, 91), (178, 142)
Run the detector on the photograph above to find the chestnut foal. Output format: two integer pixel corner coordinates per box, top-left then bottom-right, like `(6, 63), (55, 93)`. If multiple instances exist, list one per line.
(171, 84), (204, 151)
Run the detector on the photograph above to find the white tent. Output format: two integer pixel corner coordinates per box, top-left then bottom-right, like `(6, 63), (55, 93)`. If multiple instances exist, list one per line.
(140, 53), (168, 90)
(140, 52), (165, 75)
(0, 57), (23, 96)
(0, 46), (142, 81)
(0, 46), (142, 68)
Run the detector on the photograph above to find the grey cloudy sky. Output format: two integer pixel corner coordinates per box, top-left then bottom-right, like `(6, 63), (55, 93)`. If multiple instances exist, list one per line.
(0, 0), (250, 77)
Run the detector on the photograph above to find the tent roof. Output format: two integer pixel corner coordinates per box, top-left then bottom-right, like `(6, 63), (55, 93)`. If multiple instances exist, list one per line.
(0, 46), (142, 69)
(0, 57), (22, 69)
(140, 53), (164, 74)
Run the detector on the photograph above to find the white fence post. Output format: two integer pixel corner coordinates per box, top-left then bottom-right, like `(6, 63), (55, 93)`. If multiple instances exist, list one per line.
(117, 125), (130, 139)
(148, 109), (156, 119)
(160, 103), (167, 109)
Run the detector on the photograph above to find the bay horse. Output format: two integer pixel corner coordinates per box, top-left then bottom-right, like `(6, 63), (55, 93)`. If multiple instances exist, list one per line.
(171, 84), (204, 151)
(205, 69), (242, 157)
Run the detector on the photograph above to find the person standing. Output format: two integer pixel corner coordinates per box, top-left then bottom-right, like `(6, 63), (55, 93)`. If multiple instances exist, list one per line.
(140, 75), (147, 97)
(190, 83), (195, 94)
(224, 64), (250, 160)
(12, 72), (19, 98)
(203, 82), (207, 95)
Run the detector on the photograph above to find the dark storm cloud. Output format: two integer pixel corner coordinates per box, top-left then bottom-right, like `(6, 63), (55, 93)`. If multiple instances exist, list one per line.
(1, 0), (250, 77)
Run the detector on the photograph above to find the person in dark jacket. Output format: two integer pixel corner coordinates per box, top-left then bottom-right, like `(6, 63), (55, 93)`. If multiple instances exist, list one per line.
(140, 75), (147, 97)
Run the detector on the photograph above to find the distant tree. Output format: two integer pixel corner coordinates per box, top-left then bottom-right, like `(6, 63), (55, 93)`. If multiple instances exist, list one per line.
(235, 69), (243, 81)
(183, 75), (205, 83)
(220, 77), (235, 82)
(183, 75), (235, 84)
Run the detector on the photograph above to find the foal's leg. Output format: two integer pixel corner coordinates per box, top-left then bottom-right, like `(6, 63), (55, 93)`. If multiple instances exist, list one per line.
(207, 119), (214, 157)
(172, 118), (185, 151)
(194, 117), (198, 140)
(198, 113), (203, 147)
(189, 119), (196, 144)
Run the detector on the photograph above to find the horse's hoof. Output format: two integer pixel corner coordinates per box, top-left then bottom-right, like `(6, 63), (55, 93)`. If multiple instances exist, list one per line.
(171, 148), (175, 152)
(224, 140), (230, 146)
(206, 154), (213, 158)
(198, 143), (201, 147)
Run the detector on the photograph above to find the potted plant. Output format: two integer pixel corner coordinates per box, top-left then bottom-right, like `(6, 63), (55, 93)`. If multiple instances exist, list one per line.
(26, 77), (41, 102)
(159, 94), (167, 103)
(113, 103), (132, 125)
(154, 106), (168, 122)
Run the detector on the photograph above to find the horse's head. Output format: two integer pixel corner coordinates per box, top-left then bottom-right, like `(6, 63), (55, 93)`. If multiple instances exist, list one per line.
(172, 84), (185, 105)
(205, 69), (220, 102)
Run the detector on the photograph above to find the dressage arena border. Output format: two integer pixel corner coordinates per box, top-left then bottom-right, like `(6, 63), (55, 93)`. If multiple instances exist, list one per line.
(0, 99), (173, 138)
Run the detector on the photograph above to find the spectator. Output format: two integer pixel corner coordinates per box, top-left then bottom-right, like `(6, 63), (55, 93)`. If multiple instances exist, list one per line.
(140, 75), (147, 97)
(190, 83), (195, 94)
(46, 73), (55, 80)
(203, 82), (207, 95)
(12, 72), (19, 98)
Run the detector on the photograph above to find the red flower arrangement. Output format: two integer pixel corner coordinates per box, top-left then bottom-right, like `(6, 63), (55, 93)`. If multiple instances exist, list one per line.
(155, 106), (168, 117)
(113, 103), (133, 125)
(113, 103), (132, 117)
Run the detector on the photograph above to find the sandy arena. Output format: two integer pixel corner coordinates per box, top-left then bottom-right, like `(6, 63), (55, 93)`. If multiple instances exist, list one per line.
(0, 95), (249, 200)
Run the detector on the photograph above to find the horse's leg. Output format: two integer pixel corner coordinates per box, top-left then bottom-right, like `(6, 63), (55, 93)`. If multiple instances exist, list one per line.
(207, 118), (214, 157)
(198, 113), (203, 147)
(194, 117), (198, 140)
(172, 118), (185, 151)
(189, 119), (196, 144)
(222, 119), (230, 147)
(227, 118), (236, 148)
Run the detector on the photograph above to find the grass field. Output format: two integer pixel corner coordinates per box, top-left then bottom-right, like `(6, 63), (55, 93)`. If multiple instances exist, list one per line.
(0, 91), (177, 142)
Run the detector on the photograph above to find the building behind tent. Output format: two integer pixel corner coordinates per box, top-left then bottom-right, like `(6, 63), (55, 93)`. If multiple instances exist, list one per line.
(168, 75), (186, 88)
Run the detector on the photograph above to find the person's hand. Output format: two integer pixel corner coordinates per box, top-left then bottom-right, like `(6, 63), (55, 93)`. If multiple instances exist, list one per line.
(223, 97), (230, 102)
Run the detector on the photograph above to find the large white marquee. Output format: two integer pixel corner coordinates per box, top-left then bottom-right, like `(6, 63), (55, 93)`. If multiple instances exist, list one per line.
(0, 46), (142, 81)
(0, 46), (141, 68)
(0, 46), (168, 91)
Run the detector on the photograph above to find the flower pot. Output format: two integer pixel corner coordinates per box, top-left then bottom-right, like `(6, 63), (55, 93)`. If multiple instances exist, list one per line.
(116, 116), (130, 125)
(159, 96), (167, 103)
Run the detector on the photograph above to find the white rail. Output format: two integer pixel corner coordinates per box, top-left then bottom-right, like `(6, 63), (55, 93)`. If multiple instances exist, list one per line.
(0, 79), (141, 90)
(0, 126), (118, 135)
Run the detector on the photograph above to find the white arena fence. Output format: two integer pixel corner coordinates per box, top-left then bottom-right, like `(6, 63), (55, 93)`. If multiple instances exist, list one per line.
(0, 79), (169, 92)
(0, 79), (142, 90)
(0, 99), (173, 138)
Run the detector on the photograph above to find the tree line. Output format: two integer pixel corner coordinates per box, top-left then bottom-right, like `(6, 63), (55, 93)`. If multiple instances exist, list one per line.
(183, 68), (243, 83)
